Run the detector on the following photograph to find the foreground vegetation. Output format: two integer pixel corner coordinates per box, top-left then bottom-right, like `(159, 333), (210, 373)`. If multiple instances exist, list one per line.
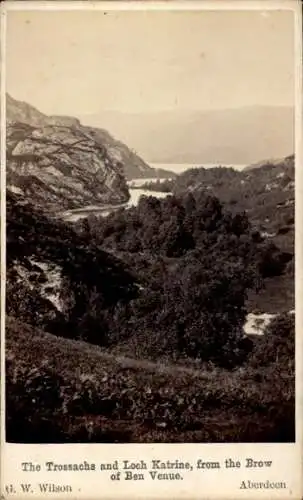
(6, 314), (294, 443)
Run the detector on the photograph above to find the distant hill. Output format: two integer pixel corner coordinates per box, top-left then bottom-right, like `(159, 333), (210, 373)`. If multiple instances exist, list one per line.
(244, 155), (295, 172)
(173, 155), (294, 240)
(6, 93), (81, 128)
(81, 106), (294, 165)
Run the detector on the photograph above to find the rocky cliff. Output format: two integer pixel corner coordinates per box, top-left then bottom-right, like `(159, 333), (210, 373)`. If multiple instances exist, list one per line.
(6, 94), (153, 212)
(7, 121), (130, 212)
(74, 125), (158, 181)
(6, 94), (158, 208)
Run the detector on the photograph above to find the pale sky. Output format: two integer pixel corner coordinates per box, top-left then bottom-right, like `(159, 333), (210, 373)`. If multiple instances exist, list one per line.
(6, 9), (295, 117)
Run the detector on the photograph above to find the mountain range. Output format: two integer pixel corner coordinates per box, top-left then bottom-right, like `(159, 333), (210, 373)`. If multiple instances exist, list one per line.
(80, 106), (294, 165)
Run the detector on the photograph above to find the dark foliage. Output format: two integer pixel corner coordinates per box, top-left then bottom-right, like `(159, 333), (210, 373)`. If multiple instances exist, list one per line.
(171, 159), (294, 251)
(6, 192), (138, 343)
(6, 316), (294, 443)
(67, 190), (291, 364)
(166, 159), (295, 313)
(131, 179), (173, 193)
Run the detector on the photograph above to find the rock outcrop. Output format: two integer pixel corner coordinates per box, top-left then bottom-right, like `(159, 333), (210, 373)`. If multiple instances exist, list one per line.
(6, 94), (155, 211)
(82, 126), (160, 180)
(7, 120), (129, 212)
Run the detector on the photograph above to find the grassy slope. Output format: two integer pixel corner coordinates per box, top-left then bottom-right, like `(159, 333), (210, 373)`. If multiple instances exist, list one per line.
(6, 316), (294, 443)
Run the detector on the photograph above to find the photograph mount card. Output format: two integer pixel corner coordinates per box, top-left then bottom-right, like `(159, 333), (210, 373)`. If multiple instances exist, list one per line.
(1, 1), (302, 499)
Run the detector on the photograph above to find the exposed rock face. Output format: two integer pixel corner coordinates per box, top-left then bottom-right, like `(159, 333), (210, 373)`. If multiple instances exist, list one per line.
(6, 93), (159, 201)
(83, 126), (158, 180)
(7, 121), (129, 212)
(6, 93), (157, 211)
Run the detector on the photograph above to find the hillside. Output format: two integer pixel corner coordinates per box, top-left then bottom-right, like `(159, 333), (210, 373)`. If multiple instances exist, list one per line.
(6, 121), (130, 212)
(7, 184), (292, 359)
(6, 94), (171, 182)
(7, 93), (81, 128)
(244, 155), (295, 172)
(6, 314), (294, 443)
(6, 192), (138, 341)
(136, 156), (295, 314)
(82, 106), (294, 164)
(172, 155), (295, 249)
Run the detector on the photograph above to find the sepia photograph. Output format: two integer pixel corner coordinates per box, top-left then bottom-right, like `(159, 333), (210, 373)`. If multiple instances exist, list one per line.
(3, 3), (298, 450)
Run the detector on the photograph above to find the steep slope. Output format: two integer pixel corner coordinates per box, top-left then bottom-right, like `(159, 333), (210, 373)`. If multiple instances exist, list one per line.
(81, 125), (174, 180)
(6, 93), (168, 182)
(6, 93), (81, 128)
(6, 314), (294, 443)
(6, 191), (138, 339)
(6, 121), (129, 212)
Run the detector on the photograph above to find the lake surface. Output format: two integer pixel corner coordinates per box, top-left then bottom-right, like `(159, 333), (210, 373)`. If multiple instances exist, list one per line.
(61, 163), (246, 223)
(61, 187), (171, 223)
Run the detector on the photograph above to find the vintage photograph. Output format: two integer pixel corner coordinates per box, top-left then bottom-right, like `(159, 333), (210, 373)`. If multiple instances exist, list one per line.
(4, 6), (296, 444)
